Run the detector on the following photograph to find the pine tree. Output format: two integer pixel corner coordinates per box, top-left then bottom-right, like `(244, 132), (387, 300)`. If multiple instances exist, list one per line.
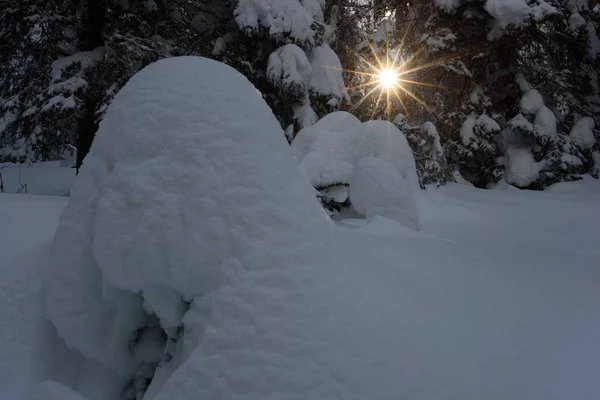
(213, 0), (349, 139)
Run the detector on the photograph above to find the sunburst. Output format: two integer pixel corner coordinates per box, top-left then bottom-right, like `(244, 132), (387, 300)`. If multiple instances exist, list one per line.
(343, 29), (455, 120)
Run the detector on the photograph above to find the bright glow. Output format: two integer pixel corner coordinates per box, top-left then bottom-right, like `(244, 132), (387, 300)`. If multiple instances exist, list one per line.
(377, 69), (399, 90)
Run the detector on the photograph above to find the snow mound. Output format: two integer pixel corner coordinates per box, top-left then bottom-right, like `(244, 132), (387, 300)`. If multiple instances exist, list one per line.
(349, 157), (419, 230)
(45, 56), (329, 385)
(292, 112), (419, 189)
(570, 117), (596, 150)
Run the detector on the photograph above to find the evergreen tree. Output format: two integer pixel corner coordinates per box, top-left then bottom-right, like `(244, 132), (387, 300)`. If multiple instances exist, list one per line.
(213, 0), (349, 139)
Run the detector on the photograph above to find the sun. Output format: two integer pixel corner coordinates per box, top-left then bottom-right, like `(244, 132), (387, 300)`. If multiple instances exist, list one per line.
(376, 68), (399, 90)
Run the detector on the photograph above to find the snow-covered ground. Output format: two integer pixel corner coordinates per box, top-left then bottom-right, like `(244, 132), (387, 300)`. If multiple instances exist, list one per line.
(1, 177), (599, 399)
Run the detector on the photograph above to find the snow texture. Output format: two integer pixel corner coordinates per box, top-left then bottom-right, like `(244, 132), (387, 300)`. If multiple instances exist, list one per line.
(44, 56), (329, 386)
(267, 44), (312, 98)
(534, 105), (557, 138)
(3, 175), (600, 400)
(152, 176), (600, 400)
(307, 44), (349, 103)
(485, 0), (532, 28)
(0, 162), (75, 195)
(570, 116), (596, 149)
(519, 89), (544, 114)
(234, 0), (320, 46)
(349, 157), (420, 230)
(433, 0), (461, 12)
(504, 147), (540, 187)
(460, 113), (500, 145)
(569, 12), (587, 30)
(292, 111), (419, 189)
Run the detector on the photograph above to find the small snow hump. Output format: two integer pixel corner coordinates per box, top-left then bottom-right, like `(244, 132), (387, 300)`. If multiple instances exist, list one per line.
(349, 157), (420, 230)
(45, 56), (328, 383)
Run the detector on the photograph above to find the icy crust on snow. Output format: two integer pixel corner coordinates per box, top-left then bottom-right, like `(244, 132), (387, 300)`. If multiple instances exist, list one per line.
(349, 158), (419, 230)
(291, 111), (419, 189)
(45, 56), (329, 379)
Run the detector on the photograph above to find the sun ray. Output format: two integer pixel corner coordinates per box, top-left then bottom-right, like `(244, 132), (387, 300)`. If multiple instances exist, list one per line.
(346, 81), (380, 92)
(397, 53), (463, 77)
(391, 86), (409, 117)
(398, 78), (448, 90)
(397, 84), (427, 107)
(369, 88), (386, 120)
(349, 84), (381, 113)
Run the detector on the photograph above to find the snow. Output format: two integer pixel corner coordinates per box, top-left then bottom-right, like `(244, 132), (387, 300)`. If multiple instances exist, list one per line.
(301, 0), (325, 22)
(51, 48), (106, 82)
(2, 172), (600, 400)
(534, 105), (557, 138)
(569, 12), (587, 30)
(44, 56), (330, 391)
(587, 22), (600, 59)
(349, 157), (419, 230)
(433, 0), (461, 11)
(460, 115), (477, 144)
(504, 147), (540, 187)
(24, 381), (86, 400)
(234, 0), (319, 46)
(267, 44), (312, 98)
(292, 112), (419, 189)
(0, 163), (75, 195)
(152, 176), (600, 400)
(570, 116), (596, 150)
(519, 88), (544, 114)
(460, 113), (500, 145)
(307, 44), (349, 103)
(484, 0), (531, 28)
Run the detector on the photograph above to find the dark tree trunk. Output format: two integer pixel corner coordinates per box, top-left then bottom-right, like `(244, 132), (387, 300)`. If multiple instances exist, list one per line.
(76, 0), (106, 172)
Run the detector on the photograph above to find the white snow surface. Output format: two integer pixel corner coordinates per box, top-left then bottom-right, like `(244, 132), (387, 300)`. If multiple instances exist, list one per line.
(504, 147), (540, 187)
(484, 0), (532, 28)
(519, 88), (544, 114)
(267, 44), (312, 95)
(292, 111), (419, 188)
(349, 157), (419, 230)
(44, 56), (330, 382)
(534, 105), (558, 138)
(2, 176), (600, 399)
(307, 44), (349, 103)
(570, 116), (596, 150)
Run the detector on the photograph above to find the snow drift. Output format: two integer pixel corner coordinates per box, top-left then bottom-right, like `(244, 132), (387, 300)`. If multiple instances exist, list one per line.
(44, 56), (330, 396)
(349, 157), (420, 230)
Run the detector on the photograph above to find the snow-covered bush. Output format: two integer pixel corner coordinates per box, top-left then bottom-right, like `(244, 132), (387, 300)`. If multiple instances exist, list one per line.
(349, 157), (420, 230)
(396, 116), (450, 187)
(501, 77), (588, 189)
(455, 111), (503, 188)
(291, 111), (419, 212)
(45, 56), (329, 399)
